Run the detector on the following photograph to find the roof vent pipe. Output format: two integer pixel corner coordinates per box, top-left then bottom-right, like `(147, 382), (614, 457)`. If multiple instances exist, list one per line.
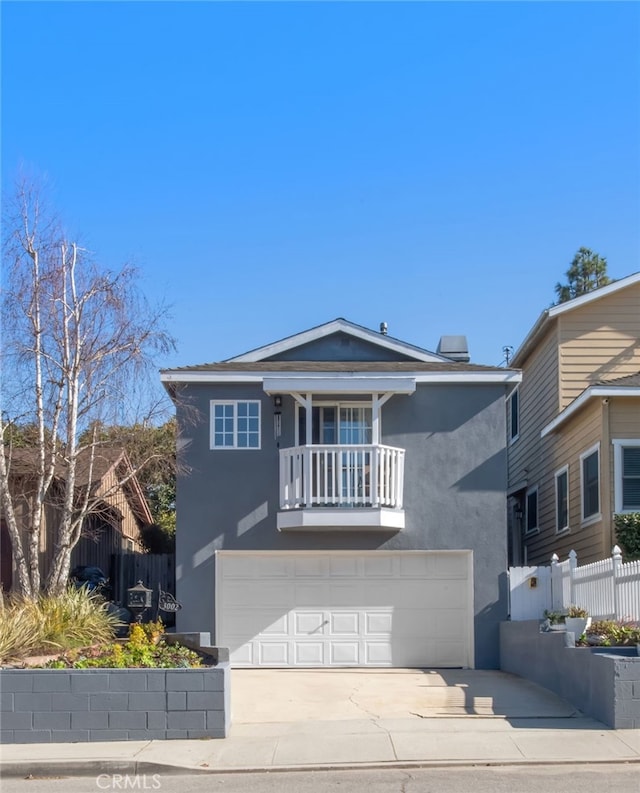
(380, 322), (388, 335)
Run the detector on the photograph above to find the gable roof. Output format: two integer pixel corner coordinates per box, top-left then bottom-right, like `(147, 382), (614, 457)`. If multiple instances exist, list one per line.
(541, 372), (640, 437)
(5, 447), (153, 525)
(512, 271), (640, 367)
(224, 318), (449, 364)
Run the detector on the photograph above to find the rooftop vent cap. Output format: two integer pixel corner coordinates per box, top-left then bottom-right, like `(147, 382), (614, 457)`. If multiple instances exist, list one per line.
(437, 335), (470, 363)
(379, 322), (388, 335)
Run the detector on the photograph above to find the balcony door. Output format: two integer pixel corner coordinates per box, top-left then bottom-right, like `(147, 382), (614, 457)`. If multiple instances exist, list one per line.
(298, 404), (373, 505)
(298, 404), (372, 445)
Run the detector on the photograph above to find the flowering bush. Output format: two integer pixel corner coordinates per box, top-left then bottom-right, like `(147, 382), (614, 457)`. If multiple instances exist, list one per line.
(43, 621), (203, 669)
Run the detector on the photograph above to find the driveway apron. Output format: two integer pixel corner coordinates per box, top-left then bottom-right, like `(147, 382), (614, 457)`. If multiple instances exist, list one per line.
(230, 668), (580, 725)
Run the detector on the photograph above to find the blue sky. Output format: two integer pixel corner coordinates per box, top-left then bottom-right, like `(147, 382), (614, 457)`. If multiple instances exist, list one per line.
(2, 1), (639, 370)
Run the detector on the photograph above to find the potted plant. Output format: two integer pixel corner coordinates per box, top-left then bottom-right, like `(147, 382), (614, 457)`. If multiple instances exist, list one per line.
(565, 605), (591, 642)
(543, 610), (566, 631)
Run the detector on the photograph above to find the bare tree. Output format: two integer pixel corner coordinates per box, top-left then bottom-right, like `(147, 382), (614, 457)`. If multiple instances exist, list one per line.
(0, 178), (175, 597)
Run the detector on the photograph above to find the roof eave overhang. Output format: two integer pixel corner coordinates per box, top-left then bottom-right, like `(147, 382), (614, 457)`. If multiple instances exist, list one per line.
(160, 370), (522, 386)
(541, 386), (640, 437)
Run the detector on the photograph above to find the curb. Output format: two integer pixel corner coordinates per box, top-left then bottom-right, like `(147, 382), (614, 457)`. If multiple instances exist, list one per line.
(3, 757), (640, 778)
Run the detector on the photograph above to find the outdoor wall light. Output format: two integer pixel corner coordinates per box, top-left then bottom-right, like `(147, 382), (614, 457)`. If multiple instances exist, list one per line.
(273, 395), (283, 408)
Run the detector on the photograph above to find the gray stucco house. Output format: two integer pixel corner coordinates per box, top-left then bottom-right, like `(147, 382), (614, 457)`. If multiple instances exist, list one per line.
(161, 319), (521, 669)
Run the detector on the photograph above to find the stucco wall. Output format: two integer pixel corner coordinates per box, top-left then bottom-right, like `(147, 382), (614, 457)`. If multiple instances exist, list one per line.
(176, 382), (509, 669)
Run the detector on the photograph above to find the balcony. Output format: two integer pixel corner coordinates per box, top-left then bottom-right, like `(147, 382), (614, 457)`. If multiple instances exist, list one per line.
(277, 444), (405, 531)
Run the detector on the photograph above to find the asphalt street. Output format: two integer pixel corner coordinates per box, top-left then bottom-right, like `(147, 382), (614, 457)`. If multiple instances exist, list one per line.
(4, 764), (639, 793)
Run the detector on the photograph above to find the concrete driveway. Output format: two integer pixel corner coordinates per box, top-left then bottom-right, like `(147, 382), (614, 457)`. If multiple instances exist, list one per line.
(231, 668), (580, 724)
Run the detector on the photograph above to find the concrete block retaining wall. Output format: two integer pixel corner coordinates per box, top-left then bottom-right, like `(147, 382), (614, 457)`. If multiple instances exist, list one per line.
(0, 664), (230, 743)
(500, 620), (640, 729)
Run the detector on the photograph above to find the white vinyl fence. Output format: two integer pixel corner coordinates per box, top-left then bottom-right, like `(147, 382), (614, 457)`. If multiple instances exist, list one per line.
(509, 546), (640, 622)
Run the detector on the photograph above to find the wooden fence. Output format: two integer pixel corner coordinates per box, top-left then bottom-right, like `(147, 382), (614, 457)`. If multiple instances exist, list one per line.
(509, 546), (640, 622)
(110, 552), (176, 625)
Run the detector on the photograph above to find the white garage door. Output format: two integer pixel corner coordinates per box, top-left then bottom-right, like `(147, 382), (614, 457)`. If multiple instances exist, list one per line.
(216, 551), (474, 668)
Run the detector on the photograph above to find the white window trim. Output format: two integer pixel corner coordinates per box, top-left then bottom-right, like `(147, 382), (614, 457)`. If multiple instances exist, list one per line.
(579, 442), (601, 525)
(210, 399), (261, 450)
(554, 465), (569, 534)
(525, 485), (539, 535)
(507, 387), (520, 445)
(612, 439), (640, 513)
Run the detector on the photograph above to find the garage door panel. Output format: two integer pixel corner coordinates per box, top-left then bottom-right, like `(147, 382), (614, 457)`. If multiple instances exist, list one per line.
(295, 583), (328, 606)
(294, 642), (324, 665)
(294, 611), (325, 636)
(259, 643), (289, 665)
(330, 612), (359, 635)
(362, 555), (395, 577)
(217, 552), (473, 668)
(329, 556), (360, 577)
(327, 582), (363, 606)
(224, 581), (293, 608)
(364, 612), (393, 635)
(294, 557), (327, 577)
(364, 642), (393, 664)
(329, 642), (359, 665)
(221, 609), (288, 637)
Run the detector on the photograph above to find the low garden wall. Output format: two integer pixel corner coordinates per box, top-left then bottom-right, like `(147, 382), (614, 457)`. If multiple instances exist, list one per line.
(500, 620), (640, 729)
(0, 636), (230, 743)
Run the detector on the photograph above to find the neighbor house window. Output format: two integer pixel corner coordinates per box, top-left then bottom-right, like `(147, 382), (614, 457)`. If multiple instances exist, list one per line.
(612, 440), (640, 512)
(555, 466), (569, 533)
(210, 400), (261, 449)
(580, 443), (600, 521)
(525, 486), (538, 534)
(508, 388), (519, 443)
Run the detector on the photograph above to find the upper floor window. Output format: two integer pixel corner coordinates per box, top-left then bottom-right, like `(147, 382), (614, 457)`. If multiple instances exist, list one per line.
(525, 486), (538, 534)
(580, 443), (600, 522)
(210, 400), (261, 449)
(555, 466), (569, 533)
(508, 388), (519, 443)
(613, 439), (640, 512)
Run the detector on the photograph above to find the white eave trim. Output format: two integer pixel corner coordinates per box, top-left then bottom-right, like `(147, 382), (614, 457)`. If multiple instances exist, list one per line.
(224, 319), (448, 364)
(161, 370), (522, 386)
(541, 386), (640, 437)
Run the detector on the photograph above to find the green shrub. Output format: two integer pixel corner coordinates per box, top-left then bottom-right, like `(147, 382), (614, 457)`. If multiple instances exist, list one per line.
(44, 621), (202, 669)
(0, 588), (121, 664)
(585, 619), (640, 646)
(614, 513), (640, 560)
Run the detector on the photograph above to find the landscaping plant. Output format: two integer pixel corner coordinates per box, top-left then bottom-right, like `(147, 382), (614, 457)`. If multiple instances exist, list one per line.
(44, 621), (203, 669)
(614, 513), (640, 560)
(0, 587), (120, 664)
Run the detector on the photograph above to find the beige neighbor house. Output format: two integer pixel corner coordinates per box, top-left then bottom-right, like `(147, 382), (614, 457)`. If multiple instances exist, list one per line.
(507, 272), (640, 566)
(0, 448), (151, 592)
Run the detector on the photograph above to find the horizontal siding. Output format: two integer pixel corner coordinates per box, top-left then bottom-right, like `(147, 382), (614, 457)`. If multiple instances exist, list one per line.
(508, 326), (558, 489)
(524, 399), (605, 565)
(558, 283), (640, 407)
(609, 399), (640, 437)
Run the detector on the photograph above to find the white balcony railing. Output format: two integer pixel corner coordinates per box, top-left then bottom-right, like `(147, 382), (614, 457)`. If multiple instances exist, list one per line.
(279, 444), (405, 511)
